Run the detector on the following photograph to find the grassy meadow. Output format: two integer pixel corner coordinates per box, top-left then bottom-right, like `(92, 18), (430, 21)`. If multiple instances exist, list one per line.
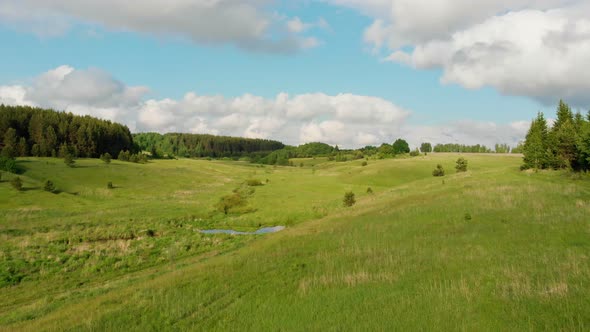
(1, 154), (590, 331)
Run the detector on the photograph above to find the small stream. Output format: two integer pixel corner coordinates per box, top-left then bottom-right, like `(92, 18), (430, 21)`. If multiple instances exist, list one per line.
(199, 226), (285, 235)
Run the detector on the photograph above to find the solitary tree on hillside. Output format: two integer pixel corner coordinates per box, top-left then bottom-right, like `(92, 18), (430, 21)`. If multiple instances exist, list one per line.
(343, 191), (356, 207)
(432, 164), (445, 177)
(44, 180), (56, 193)
(455, 157), (468, 172)
(392, 139), (410, 154)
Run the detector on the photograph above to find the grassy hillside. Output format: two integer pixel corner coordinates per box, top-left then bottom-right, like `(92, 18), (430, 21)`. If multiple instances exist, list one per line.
(1, 154), (589, 330)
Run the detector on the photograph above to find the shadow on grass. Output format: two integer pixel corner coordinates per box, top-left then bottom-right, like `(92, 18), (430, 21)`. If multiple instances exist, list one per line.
(22, 186), (41, 192)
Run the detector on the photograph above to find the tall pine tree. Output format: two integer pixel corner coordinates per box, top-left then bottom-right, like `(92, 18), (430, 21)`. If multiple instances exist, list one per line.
(550, 100), (577, 169)
(523, 113), (549, 170)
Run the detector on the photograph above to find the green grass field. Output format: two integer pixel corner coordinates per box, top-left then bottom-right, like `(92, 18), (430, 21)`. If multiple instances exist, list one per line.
(1, 154), (590, 331)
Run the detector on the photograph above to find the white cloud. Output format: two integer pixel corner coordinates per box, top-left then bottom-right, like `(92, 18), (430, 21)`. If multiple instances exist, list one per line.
(287, 17), (308, 33)
(0, 0), (324, 53)
(27, 65), (149, 110)
(402, 120), (529, 149)
(0, 85), (33, 106)
(327, 0), (590, 106)
(0, 65), (530, 148)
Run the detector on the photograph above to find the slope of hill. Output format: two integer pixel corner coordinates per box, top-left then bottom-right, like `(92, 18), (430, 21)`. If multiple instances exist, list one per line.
(1, 154), (589, 330)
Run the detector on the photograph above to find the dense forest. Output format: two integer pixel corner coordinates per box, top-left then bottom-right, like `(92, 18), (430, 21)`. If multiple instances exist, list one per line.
(1, 104), (549, 168)
(133, 133), (285, 159)
(1, 105), (134, 158)
(522, 100), (590, 171)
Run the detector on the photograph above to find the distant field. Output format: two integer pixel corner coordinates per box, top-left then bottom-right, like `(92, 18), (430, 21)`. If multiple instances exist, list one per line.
(1, 154), (589, 331)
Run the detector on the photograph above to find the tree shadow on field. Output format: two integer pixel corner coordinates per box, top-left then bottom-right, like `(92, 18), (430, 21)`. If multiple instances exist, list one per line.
(22, 186), (40, 192)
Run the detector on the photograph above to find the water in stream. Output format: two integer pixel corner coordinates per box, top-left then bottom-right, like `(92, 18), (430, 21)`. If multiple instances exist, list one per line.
(199, 226), (285, 235)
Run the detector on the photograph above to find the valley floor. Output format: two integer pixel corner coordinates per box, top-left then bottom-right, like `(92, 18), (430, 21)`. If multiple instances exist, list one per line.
(1, 154), (589, 331)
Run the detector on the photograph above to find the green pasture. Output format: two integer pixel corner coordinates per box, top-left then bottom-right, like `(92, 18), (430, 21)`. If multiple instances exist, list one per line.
(1, 154), (589, 331)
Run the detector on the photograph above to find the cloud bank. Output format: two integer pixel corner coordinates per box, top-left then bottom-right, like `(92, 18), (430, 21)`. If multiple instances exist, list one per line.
(0, 0), (321, 52)
(328, 0), (590, 107)
(0, 66), (528, 149)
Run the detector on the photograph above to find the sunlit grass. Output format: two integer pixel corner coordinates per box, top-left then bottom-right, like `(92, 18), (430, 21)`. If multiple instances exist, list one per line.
(1, 154), (589, 331)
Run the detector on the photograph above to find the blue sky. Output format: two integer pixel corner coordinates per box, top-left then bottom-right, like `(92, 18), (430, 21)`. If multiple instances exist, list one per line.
(0, 0), (586, 148)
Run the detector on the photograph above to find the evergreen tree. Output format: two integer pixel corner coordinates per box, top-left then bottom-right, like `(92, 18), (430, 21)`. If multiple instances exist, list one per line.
(31, 144), (41, 157)
(553, 100), (573, 130)
(43, 180), (56, 192)
(44, 126), (58, 157)
(455, 157), (468, 172)
(578, 116), (590, 171)
(523, 113), (549, 170)
(432, 164), (445, 177)
(58, 143), (69, 158)
(2, 128), (17, 158)
(17, 137), (28, 157)
(547, 100), (577, 169)
(553, 119), (577, 169)
(343, 191), (356, 207)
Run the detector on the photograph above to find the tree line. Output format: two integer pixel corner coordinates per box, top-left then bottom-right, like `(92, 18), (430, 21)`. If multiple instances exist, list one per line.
(522, 100), (590, 171)
(432, 144), (493, 153)
(133, 132), (285, 159)
(1, 105), (134, 158)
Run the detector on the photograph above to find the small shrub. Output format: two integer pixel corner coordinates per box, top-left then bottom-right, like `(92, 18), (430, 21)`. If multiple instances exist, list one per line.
(0, 156), (19, 173)
(366, 187), (373, 194)
(43, 180), (55, 192)
(246, 179), (263, 186)
(343, 191), (356, 207)
(361, 161), (368, 166)
(456, 157), (468, 172)
(118, 150), (130, 161)
(11, 177), (23, 191)
(409, 149), (420, 157)
(138, 154), (148, 164)
(100, 153), (112, 164)
(432, 164), (445, 177)
(64, 154), (75, 168)
(107, 182), (114, 189)
(464, 213), (472, 221)
(215, 193), (247, 214)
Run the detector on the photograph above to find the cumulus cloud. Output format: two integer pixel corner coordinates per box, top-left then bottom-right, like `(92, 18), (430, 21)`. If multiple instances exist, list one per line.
(0, 65), (530, 148)
(0, 0), (323, 53)
(0, 66), (416, 147)
(327, 0), (590, 107)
